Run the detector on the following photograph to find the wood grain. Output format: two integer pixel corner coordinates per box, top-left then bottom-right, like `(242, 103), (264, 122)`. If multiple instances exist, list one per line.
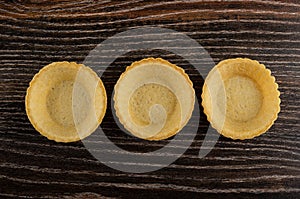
(0, 0), (299, 198)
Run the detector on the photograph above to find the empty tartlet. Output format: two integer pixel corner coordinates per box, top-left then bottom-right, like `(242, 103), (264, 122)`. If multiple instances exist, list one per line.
(26, 62), (107, 142)
(202, 58), (280, 140)
(113, 58), (195, 141)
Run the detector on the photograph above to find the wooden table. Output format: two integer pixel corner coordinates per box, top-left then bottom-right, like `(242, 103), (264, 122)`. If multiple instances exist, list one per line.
(0, 1), (299, 198)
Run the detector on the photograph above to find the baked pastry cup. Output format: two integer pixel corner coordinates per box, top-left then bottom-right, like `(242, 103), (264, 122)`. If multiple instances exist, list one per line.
(26, 62), (107, 142)
(202, 58), (280, 140)
(114, 58), (195, 141)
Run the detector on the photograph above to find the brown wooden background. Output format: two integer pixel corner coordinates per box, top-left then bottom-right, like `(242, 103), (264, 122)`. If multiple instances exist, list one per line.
(0, 0), (299, 198)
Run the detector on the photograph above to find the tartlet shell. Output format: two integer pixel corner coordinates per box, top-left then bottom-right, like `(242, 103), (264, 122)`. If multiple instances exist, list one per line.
(201, 58), (280, 140)
(25, 61), (107, 142)
(113, 57), (195, 141)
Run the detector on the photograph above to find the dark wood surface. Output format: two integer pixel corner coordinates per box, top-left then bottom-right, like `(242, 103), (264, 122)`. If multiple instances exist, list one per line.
(0, 0), (299, 198)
